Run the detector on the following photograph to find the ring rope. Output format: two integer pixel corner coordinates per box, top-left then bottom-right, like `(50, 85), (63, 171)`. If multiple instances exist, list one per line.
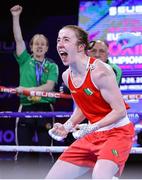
(0, 111), (141, 135)
(0, 111), (141, 118)
(0, 145), (67, 153)
(0, 145), (141, 154)
(0, 111), (141, 133)
(0, 86), (72, 99)
(0, 111), (72, 118)
(0, 86), (142, 100)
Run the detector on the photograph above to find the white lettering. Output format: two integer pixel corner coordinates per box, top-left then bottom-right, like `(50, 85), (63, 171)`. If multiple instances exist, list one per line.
(109, 5), (142, 16)
(109, 56), (142, 64)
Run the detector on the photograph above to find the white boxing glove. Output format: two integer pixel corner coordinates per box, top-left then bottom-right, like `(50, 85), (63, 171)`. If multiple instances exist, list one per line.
(72, 123), (99, 139)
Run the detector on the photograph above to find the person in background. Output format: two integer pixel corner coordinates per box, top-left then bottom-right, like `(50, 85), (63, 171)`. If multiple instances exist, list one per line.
(46, 25), (134, 179)
(116, 33), (142, 49)
(10, 5), (59, 160)
(87, 40), (122, 86)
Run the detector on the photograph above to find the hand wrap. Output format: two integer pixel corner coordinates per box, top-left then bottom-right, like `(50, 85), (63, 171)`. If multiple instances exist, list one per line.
(48, 120), (74, 141)
(48, 129), (65, 141)
(72, 123), (99, 139)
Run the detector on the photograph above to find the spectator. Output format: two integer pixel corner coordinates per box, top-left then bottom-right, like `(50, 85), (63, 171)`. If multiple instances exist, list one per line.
(87, 40), (122, 86)
(10, 5), (59, 160)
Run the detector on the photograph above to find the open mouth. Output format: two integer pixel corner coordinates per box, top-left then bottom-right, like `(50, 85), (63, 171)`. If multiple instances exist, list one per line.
(60, 52), (68, 57)
(37, 49), (43, 53)
(60, 52), (68, 56)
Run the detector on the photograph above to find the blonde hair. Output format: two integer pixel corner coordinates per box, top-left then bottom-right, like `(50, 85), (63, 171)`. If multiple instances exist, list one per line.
(29, 34), (49, 49)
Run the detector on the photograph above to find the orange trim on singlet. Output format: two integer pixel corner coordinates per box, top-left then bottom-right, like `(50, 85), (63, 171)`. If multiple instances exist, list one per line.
(68, 57), (129, 124)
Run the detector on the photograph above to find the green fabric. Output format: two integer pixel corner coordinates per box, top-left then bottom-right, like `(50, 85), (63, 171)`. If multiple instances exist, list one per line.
(107, 60), (122, 86)
(14, 50), (59, 105)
